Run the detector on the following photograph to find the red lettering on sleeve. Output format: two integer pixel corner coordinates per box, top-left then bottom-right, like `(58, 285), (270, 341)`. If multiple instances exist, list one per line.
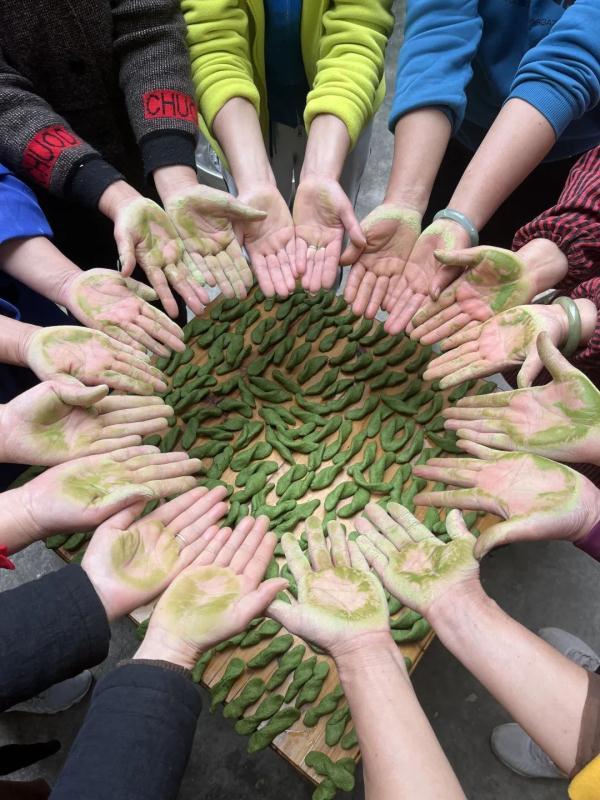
(143, 90), (197, 123)
(22, 125), (82, 188)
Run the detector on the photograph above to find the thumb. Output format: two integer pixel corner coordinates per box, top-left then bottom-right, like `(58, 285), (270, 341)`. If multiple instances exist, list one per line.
(339, 202), (366, 251)
(122, 275), (158, 302)
(516, 347), (543, 388)
(239, 579), (289, 623)
(98, 499), (147, 532)
(226, 198), (267, 222)
(537, 331), (573, 381)
(266, 595), (300, 630)
(473, 518), (525, 559)
(55, 381), (109, 408)
(99, 485), (156, 515)
(340, 239), (365, 266)
(433, 246), (487, 270)
(114, 228), (137, 276)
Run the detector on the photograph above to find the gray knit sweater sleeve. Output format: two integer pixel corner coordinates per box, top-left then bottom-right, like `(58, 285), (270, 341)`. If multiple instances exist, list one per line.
(0, 51), (123, 207)
(111, 0), (199, 178)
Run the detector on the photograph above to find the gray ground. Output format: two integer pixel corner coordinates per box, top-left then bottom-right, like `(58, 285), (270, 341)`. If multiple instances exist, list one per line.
(2, 3), (599, 798)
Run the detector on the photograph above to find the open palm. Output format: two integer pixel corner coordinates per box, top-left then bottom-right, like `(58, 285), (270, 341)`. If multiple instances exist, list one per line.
(413, 450), (600, 557)
(411, 247), (535, 344)
(342, 204), (421, 318)
(444, 333), (600, 463)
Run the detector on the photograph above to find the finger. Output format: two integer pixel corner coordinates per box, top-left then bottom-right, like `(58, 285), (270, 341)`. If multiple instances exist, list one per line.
(419, 311), (475, 346)
(474, 518), (526, 559)
(439, 322), (482, 351)
(101, 368), (165, 395)
(140, 304), (185, 349)
(343, 263), (365, 307)
(125, 450), (190, 468)
(537, 331), (572, 381)
(456, 391), (513, 408)
(103, 323), (157, 355)
(240, 578), (291, 625)
(56, 381), (109, 408)
(444, 418), (506, 435)
(516, 349), (542, 388)
(241, 528), (278, 586)
(281, 531), (311, 581)
(306, 516), (332, 571)
(295, 236), (308, 277)
(387, 502), (436, 542)
(99, 484), (156, 510)
(145, 266), (179, 319)
(266, 253), (289, 298)
(227, 198), (268, 222)
(114, 229), (136, 276)
(148, 486), (209, 526)
(99, 403), (173, 426)
(339, 202), (366, 254)
(454, 429), (516, 450)
(134, 457), (203, 483)
(108, 444), (159, 462)
(385, 292), (424, 335)
(355, 517), (398, 557)
(356, 534), (389, 575)
(166, 486), (228, 530)
(413, 488), (489, 513)
(277, 247), (297, 294)
(214, 516), (256, 566)
(89, 434), (142, 453)
(348, 539), (370, 572)
(321, 245), (341, 291)
(267, 597), (302, 630)
(143, 475), (198, 497)
(412, 290), (456, 329)
(433, 247), (485, 269)
(326, 520), (351, 568)
(100, 499), (147, 530)
(194, 525), (233, 564)
(365, 276), (388, 320)
(165, 267), (206, 316)
(412, 465), (478, 488)
(424, 341), (479, 375)
(340, 239), (364, 267)
(423, 352), (480, 384)
(231, 516), (271, 574)
(455, 440), (508, 460)
(442, 405), (507, 421)
(101, 417), (170, 439)
(445, 509), (477, 543)
(218, 250), (246, 300)
(122, 275), (158, 302)
(248, 251), (276, 297)
(438, 360), (498, 389)
(205, 253), (234, 298)
(362, 503), (411, 548)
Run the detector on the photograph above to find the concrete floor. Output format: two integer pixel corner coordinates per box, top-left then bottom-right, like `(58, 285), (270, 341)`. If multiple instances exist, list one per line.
(3, 3), (599, 798)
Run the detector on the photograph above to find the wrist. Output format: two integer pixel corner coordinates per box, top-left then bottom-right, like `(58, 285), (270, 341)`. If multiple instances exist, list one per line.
(433, 208), (479, 247)
(332, 631), (407, 676)
(97, 180), (142, 222)
(300, 114), (350, 182)
(52, 264), (82, 310)
(133, 628), (199, 670)
(383, 189), (430, 217)
(546, 303), (571, 347)
(516, 238), (568, 294)
(152, 165), (198, 203)
(426, 579), (491, 634)
(0, 487), (44, 554)
(17, 322), (42, 368)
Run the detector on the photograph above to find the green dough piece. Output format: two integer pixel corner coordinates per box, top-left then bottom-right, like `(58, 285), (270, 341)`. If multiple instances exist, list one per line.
(142, 433), (162, 447)
(286, 341), (312, 371)
(254, 498), (296, 521)
(305, 368), (339, 396)
(218, 398), (253, 418)
(63, 531), (87, 551)
(206, 445), (234, 479)
(328, 342), (358, 367)
(448, 379), (476, 402)
(247, 634), (294, 668)
(235, 460), (278, 489)
(303, 684), (344, 727)
(214, 632), (246, 652)
(224, 500), (240, 527)
(368, 452), (395, 483)
(427, 429), (463, 455)
(247, 707), (301, 753)
(313, 779), (337, 800)
(181, 418), (199, 450)
(324, 480), (358, 512)
(231, 441), (273, 471)
(247, 380), (291, 403)
(426, 415), (446, 433)
(273, 335), (295, 366)
(234, 420), (263, 451)
(266, 644), (306, 690)
(214, 376), (240, 396)
(332, 428), (368, 466)
(135, 618), (149, 641)
(223, 677), (266, 719)
(359, 325), (387, 347)
(405, 346), (432, 373)
(236, 379), (256, 410)
(415, 393), (444, 424)
(395, 429), (425, 465)
(357, 441), (377, 471)
(310, 415), (343, 443)
(476, 380), (497, 395)
(346, 393), (379, 421)
(305, 751), (355, 793)
(298, 356), (328, 384)
(382, 419), (415, 454)
(247, 352), (274, 377)
(307, 443), (325, 471)
(322, 377), (353, 399)
(391, 618), (431, 644)
(340, 352), (372, 374)
(265, 426), (295, 465)
(325, 704), (351, 747)
(159, 424), (181, 453)
(282, 470), (316, 502)
(210, 658), (245, 712)
(276, 464), (308, 497)
(234, 694), (285, 736)
(348, 465), (391, 494)
(235, 307), (260, 335)
(251, 317), (276, 345)
(291, 406), (327, 426)
(366, 408), (383, 438)
(340, 727), (358, 750)
(231, 473), (271, 504)
(45, 533), (69, 550)
(338, 488), (370, 519)
(322, 419), (353, 460)
(373, 333), (406, 356)
(191, 648), (215, 684)
(295, 661), (330, 707)
(311, 463), (343, 491)
(347, 317), (373, 341)
(272, 369), (302, 394)
(391, 609), (423, 630)
(284, 656), (317, 702)
(238, 618), (282, 648)
(355, 358), (387, 382)
(387, 340), (419, 366)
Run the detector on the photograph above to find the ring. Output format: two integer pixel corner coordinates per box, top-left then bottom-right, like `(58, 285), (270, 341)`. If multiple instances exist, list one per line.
(175, 533), (188, 548)
(307, 244), (318, 250)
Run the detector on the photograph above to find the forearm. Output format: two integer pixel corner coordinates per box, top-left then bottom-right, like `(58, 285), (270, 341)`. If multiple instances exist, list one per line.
(0, 487), (43, 552)
(0, 237), (81, 307)
(51, 663), (201, 800)
(384, 109), (452, 214)
(334, 634), (465, 800)
(153, 165), (199, 205)
(299, 114), (352, 183)
(212, 97), (276, 192)
(448, 99), (556, 230)
(0, 315), (40, 367)
(97, 180), (143, 223)
(429, 585), (588, 774)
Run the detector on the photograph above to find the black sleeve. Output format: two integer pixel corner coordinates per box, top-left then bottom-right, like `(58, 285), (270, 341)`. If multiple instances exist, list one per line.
(51, 663), (202, 800)
(0, 564), (110, 711)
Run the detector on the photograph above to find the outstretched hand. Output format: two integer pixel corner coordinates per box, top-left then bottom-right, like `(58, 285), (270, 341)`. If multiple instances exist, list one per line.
(411, 246), (536, 345)
(267, 517), (389, 654)
(65, 268), (185, 357)
(136, 515), (286, 667)
(25, 325), (167, 395)
(423, 304), (568, 389)
(166, 185), (266, 299)
(385, 219), (470, 334)
(293, 177), (365, 293)
(443, 333), (600, 464)
(355, 502), (479, 618)
(0, 380), (173, 465)
(82, 486), (229, 620)
(342, 203), (421, 318)
(413, 450), (600, 558)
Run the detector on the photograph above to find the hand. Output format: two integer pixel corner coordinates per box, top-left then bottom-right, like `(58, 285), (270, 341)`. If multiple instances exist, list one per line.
(82, 486), (229, 621)
(443, 333), (600, 464)
(134, 516), (286, 668)
(411, 246), (536, 344)
(165, 184), (266, 299)
(64, 268), (185, 357)
(293, 176), (365, 293)
(235, 184), (296, 297)
(385, 219), (471, 334)
(413, 450), (600, 558)
(25, 325), (167, 395)
(267, 517), (389, 654)
(355, 503), (479, 618)
(423, 304), (569, 389)
(113, 196), (209, 318)
(0, 380), (173, 466)
(16, 444), (202, 545)
(342, 203), (422, 318)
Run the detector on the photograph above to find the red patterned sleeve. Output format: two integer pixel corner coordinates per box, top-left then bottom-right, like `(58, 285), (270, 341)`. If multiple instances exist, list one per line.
(513, 146), (600, 292)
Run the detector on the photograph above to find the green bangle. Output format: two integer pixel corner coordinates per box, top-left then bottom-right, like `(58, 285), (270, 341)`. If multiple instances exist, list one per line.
(552, 296), (582, 358)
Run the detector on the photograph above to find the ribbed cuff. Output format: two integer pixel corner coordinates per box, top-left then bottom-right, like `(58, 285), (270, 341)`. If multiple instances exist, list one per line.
(575, 519), (600, 562)
(64, 156), (123, 209)
(140, 131), (197, 179)
(508, 81), (575, 139)
(118, 658), (192, 680)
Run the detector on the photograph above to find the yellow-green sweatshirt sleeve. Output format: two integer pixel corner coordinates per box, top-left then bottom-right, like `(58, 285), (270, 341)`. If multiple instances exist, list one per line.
(182, 0), (260, 138)
(304, 0), (394, 148)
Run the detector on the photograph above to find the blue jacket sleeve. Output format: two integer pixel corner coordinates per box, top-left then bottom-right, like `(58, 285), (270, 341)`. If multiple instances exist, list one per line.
(51, 663), (202, 800)
(509, 0), (600, 137)
(389, 0), (482, 133)
(0, 164), (52, 246)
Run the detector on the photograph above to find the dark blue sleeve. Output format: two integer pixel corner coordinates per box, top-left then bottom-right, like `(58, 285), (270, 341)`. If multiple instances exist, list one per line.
(51, 663), (202, 800)
(510, 0), (600, 137)
(0, 164), (52, 245)
(389, 0), (482, 133)
(0, 564), (110, 710)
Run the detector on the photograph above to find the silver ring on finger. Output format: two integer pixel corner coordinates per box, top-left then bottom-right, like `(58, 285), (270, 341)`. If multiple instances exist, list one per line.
(175, 532), (188, 549)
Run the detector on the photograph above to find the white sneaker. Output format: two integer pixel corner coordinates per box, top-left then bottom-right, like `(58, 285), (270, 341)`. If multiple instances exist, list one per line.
(490, 724), (565, 779)
(7, 671), (93, 714)
(538, 627), (600, 672)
